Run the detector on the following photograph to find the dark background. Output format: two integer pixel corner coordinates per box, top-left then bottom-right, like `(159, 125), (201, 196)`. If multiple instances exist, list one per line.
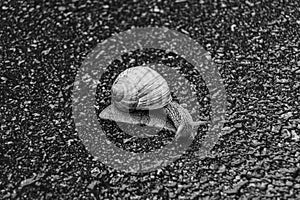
(1, 0), (300, 199)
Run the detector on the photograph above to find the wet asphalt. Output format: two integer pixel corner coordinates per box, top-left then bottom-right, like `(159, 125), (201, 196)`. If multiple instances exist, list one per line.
(1, 0), (300, 199)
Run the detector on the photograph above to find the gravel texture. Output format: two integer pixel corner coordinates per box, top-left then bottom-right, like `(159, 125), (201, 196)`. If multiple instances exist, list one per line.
(1, 0), (300, 199)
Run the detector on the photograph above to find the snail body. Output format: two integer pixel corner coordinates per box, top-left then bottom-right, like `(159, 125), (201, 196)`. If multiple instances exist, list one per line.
(164, 101), (206, 139)
(99, 66), (207, 139)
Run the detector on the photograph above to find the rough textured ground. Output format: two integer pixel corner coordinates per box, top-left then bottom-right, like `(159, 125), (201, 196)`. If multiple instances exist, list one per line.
(1, 0), (300, 199)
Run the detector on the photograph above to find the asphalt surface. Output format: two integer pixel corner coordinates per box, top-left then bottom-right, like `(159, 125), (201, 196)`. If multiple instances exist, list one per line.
(1, 0), (300, 199)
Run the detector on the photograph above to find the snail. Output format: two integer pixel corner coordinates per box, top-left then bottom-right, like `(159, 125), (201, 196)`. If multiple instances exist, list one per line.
(99, 66), (207, 140)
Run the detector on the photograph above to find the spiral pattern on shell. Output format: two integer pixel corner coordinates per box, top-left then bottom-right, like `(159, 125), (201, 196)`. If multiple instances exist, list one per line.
(111, 66), (172, 111)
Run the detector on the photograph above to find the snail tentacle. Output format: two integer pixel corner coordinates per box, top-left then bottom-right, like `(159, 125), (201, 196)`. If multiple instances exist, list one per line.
(191, 120), (208, 127)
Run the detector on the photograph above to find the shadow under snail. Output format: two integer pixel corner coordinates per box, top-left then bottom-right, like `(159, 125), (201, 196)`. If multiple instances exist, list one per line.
(99, 66), (208, 141)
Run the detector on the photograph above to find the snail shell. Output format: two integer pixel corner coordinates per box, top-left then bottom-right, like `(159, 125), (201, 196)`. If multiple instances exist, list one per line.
(112, 66), (172, 111)
(99, 66), (207, 139)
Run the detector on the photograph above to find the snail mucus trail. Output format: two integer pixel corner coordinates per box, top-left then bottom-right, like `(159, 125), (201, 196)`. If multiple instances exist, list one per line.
(99, 66), (208, 140)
